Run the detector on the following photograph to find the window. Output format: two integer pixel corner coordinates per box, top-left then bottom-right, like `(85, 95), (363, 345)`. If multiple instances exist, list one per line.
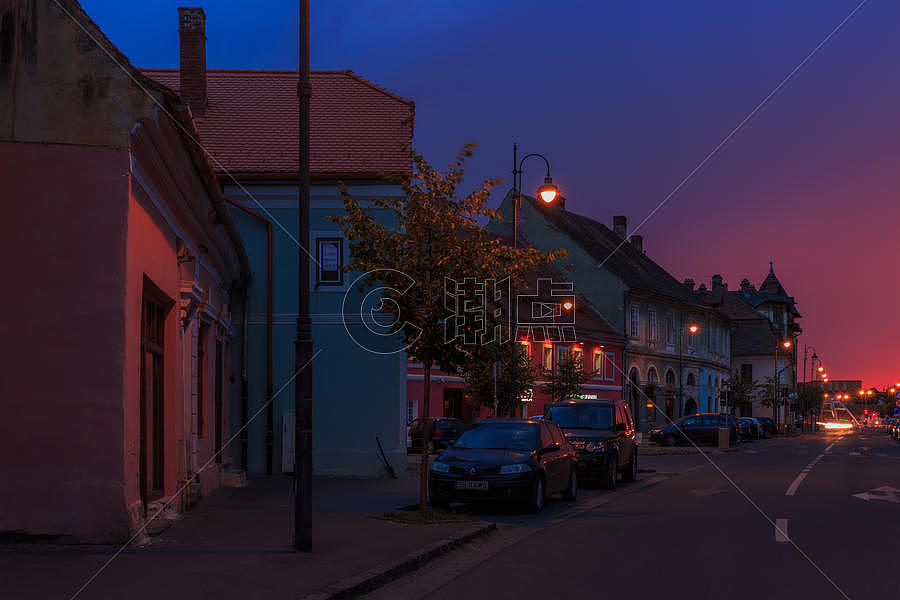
(648, 309), (659, 341)
(557, 346), (569, 366)
(688, 327), (697, 349)
(711, 325), (718, 355)
(605, 351), (616, 381)
(571, 347), (583, 368)
(630, 306), (640, 339)
(686, 373), (696, 386)
(197, 323), (208, 438)
(542, 345), (553, 371)
(666, 314), (676, 345)
(593, 350), (604, 378)
(741, 364), (753, 384)
(316, 238), (343, 285)
(681, 416), (701, 427)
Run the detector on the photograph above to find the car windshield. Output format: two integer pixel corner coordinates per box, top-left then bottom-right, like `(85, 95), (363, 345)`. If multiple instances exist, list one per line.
(452, 423), (539, 451)
(546, 405), (614, 430)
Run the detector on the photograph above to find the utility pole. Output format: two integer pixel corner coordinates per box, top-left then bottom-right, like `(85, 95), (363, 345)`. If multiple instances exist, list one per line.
(294, 0), (313, 552)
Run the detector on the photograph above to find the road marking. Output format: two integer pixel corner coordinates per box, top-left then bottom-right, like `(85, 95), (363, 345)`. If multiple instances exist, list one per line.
(786, 453), (825, 496)
(775, 518), (790, 543)
(692, 486), (727, 498)
(861, 446), (870, 452)
(825, 443), (835, 452)
(849, 452), (860, 456)
(744, 449), (759, 454)
(852, 486), (899, 503)
(876, 453), (887, 457)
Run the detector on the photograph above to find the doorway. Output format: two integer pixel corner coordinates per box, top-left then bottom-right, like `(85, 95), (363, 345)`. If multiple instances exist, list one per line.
(140, 293), (167, 506)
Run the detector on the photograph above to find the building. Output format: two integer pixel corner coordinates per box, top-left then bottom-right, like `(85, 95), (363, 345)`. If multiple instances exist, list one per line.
(0, 0), (250, 541)
(489, 193), (733, 433)
(407, 271), (626, 424)
(699, 267), (802, 421)
(144, 7), (415, 476)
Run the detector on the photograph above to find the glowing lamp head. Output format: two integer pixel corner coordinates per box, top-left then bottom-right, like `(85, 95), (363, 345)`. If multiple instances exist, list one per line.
(817, 366), (824, 372)
(823, 378), (829, 382)
(868, 390), (874, 396)
(537, 176), (559, 204)
(782, 340), (792, 349)
(688, 324), (699, 334)
(859, 390), (865, 396)
(562, 300), (574, 311)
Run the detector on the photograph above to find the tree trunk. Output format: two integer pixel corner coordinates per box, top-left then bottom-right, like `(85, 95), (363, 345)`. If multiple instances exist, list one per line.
(420, 357), (432, 513)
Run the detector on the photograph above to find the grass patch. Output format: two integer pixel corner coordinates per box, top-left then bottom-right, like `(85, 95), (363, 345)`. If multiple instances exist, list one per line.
(379, 509), (470, 524)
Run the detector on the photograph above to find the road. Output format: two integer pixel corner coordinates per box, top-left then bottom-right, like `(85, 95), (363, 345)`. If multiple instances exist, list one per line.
(367, 430), (900, 600)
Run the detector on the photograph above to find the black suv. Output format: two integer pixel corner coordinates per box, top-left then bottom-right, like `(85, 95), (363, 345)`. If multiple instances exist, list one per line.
(544, 399), (638, 489)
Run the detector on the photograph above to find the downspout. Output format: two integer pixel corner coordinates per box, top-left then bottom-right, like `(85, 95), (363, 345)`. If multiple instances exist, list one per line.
(240, 280), (250, 471)
(226, 197), (274, 474)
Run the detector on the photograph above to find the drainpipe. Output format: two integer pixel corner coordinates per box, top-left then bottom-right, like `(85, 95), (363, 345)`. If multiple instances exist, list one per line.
(226, 197), (274, 474)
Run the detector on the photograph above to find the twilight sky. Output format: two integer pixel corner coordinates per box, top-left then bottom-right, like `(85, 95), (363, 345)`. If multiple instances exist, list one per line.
(82, 0), (899, 388)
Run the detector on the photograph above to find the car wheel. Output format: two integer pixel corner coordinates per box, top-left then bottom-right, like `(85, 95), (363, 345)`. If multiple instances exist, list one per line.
(622, 449), (637, 482)
(663, 433), (677, 447)
(602, 456), (617, 490)
(426, 440), (435, 454)
(527, 476), (545, 513)
(561, 469), (578, 501)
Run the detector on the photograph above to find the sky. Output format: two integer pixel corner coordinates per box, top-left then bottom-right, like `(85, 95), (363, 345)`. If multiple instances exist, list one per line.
(81, 0), (900, 388)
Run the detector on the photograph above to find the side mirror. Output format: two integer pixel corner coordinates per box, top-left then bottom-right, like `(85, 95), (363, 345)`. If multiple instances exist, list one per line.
(615, 422), (627, 432)
(538, 442), (560, 455)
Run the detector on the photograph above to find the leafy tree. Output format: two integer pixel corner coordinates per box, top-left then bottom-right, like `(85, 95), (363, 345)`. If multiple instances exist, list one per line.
(460, 340), (539, 417)
(330, 144), (562, 512)
(797, 383), (823, 417)
(723, 370), (760, 415)
(542, 349), (595, 403)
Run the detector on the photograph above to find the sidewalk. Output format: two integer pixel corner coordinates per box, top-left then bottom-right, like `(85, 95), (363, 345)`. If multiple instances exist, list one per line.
(0, 473), (493, 600)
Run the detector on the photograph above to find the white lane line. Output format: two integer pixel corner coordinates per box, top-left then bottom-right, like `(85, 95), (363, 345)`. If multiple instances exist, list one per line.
(786, 453), (826, 496)
(825, 443), (835, 452)
(775, 518), (790, 543)
(849, 452), (861, 456)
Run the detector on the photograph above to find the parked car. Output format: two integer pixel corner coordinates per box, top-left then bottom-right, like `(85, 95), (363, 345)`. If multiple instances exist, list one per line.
(544, 399), (637, 489)
(738, 417), (760, 440)
(755, 416), (776, 438)
(408, 417), (464, 453)
(650, 413), (739, 446)
(429, 419), (577, 512)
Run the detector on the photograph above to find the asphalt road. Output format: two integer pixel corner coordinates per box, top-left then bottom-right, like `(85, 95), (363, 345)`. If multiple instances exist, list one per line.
(367, 430), (900, 600)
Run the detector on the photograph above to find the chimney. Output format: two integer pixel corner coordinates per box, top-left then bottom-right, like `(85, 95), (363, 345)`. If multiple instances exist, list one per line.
(630, 235), (643, 253)
(179, 7), (207, 113)
(682, 278), (695, 291)
(613, 216), (627, 239)
(711, 274), (723, 289)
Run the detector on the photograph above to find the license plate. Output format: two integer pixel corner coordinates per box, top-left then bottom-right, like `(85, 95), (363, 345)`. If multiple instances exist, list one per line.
(454, 480), (488, 491)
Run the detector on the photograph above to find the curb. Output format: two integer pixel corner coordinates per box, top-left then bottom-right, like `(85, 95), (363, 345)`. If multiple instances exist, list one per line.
(302, 521), (497, 600)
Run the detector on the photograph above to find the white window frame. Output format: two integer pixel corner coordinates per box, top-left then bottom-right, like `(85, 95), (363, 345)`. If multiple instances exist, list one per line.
(648, 309), (658, 342)
(630, 306), (640, 339)
(593, 350), (604, 379)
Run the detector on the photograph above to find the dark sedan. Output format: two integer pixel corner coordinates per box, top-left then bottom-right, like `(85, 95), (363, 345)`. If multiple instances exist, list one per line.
(755, 416), (776, 438)
(408, 417), (464, 453)
(429, 419), (577, 512)
(650, 413), (739, 446)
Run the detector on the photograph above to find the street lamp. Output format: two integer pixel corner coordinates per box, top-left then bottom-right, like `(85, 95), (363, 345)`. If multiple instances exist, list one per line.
(678, 320), (700, 416)
(773, 339), (793, 427)
(510, 144), (560, 417)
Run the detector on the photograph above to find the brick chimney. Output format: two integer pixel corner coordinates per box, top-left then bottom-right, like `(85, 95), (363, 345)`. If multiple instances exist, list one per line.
(630, 235), (643, 253)
(613, 216), (627, 239)
(711, 274), (723, 289)
(178, 7), (207, 113)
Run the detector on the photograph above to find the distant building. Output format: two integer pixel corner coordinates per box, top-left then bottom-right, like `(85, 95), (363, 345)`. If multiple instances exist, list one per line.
(0, 1), (249, 541)
(489, 193), (733, 433)
(144, 8), (415, 476)
(698, 266), (801, 421)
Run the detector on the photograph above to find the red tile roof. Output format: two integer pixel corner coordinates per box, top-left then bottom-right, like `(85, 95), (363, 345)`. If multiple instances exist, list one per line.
(141, 69), (414, 177)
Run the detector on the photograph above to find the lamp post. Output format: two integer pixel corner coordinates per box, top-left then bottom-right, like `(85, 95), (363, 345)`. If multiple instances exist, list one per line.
(678, 320), (699, 417)
(773, 339), (793, 428)
(802, 346), (817, 431)
(293, 0), (313, 552)
(509, 144), (559, 417)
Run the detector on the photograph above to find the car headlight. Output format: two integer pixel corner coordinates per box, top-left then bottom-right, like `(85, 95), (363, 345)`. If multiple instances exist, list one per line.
(430, 461), (450, 473)
(585, 441), (606, 453)
(499, 463), (532, 474)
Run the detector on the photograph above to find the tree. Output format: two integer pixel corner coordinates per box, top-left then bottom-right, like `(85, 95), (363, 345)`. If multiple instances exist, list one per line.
(330, 144), (562, 512)
(542, 349), (594, 403)
(723, 370), (759, 415)
(460, 339), (539, 418)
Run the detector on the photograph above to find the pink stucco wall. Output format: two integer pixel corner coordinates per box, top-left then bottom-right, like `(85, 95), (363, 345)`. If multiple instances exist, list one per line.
(0, 141), (132, 541)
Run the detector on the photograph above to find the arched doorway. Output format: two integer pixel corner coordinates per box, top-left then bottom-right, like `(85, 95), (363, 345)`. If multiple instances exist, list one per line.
(647, 367), (660, 423)
(684, 397), (697, 415)
(628, 368), (641, 429)
(664, 369), (676, 420)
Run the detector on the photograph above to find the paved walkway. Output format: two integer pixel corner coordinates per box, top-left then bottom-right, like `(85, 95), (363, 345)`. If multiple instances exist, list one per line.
(0, 474), (489, 600)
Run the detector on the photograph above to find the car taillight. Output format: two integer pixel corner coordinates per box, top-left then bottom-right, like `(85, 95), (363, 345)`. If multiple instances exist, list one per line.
(434, 428), (444, 436)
